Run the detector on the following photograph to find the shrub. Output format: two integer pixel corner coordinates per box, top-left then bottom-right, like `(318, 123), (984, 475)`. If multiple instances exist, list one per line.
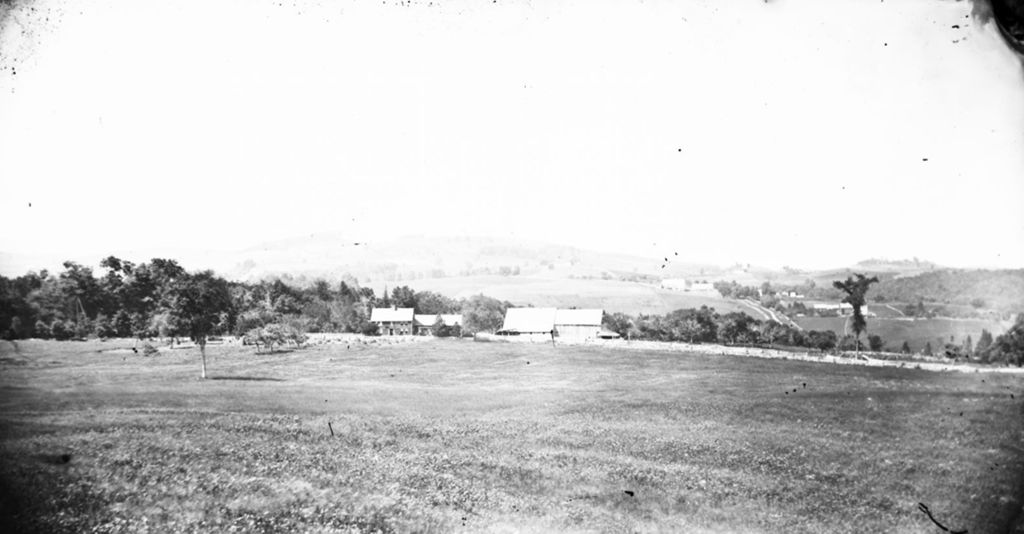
(50, 320), (75, 341)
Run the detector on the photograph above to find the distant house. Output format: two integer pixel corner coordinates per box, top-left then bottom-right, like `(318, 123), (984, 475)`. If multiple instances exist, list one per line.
(812, 303), (871, 316)
(661, 279), (687, 291)
(689, 281), (715, 292)
(371, 307), (414, 336)
(414, 313), (463, 336)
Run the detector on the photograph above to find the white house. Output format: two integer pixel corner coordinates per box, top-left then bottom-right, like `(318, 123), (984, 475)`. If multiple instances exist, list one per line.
(370, 307), (415, 336)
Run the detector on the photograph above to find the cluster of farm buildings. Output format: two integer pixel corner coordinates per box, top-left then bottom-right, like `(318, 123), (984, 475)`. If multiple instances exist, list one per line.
(660, 279), (715, 292)
(370, 307), (621, 342)
(369, 308), (463, 336)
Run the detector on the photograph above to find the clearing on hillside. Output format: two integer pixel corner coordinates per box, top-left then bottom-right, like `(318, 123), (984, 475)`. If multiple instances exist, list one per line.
(0, 339), (1021, 533)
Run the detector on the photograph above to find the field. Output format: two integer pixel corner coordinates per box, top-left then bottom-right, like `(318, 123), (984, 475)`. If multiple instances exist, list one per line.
(378, 275), (751, 316)
(794, 317), (1010, 353)
(1, 339), (1023, 533)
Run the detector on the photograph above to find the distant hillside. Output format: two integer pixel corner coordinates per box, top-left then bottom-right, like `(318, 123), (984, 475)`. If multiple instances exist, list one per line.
(366, 275), (751, 316)
(871, 269), (1024, 312)
(216, 234), (719, 284)
(854, 258), (939, 273)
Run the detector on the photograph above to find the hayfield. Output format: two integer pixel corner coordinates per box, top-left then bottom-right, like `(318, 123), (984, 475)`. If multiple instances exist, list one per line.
(794, 317), (1009, 353)
(378, 275), (750, 316)
(1, 339), (1022, 533)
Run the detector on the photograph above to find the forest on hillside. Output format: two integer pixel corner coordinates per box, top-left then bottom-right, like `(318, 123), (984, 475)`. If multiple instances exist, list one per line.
(870, 269), (1024, 312)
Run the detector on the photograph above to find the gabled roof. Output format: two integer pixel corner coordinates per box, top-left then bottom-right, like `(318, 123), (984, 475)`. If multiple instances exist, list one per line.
(414, 314), (438, 326)
(501, 307), (556, 333)
(414, 314), (462, 326)
(371, 307), (414, 322)
(554, 309), (603, 326)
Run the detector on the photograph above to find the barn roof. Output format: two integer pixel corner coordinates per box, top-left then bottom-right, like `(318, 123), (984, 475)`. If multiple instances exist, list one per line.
(554, 308), (603, 326)
(414, 314), (462, 326)
(371, 307), (414, 322)
(501, 307), (556, 333)
(414, 314), (438, 326)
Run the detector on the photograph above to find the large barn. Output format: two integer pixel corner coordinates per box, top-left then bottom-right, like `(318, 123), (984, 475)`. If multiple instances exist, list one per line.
(497, 308), (617, 342)
(554, 308), (604, 341)
(370, 307), (414, 336)
(498, 308), (557, 341)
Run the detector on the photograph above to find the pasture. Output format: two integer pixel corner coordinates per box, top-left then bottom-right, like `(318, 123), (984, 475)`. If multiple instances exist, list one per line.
(375, 275), (751, 316)
(794, 317), (1009, 353)
(1, 339), (1022, 533)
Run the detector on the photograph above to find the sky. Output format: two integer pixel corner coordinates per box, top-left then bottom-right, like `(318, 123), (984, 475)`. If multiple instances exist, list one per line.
(0, 0), (1022, 273)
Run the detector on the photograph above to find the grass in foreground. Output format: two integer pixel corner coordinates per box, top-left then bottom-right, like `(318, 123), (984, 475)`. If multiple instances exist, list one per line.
(0, 339), (1022, 533)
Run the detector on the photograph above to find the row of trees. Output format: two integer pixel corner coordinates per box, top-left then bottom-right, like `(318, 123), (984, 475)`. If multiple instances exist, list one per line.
(601, 306), (1024, 365)
(0, 257), (515, 344)
(602, 306), (849, 351)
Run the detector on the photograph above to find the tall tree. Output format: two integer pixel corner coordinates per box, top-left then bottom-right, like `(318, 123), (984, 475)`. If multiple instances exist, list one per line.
(976, 329), (994, 354)
(832, 273), (879, 354)
(167, 271), (232, 379)
(390, 285), (417, 309)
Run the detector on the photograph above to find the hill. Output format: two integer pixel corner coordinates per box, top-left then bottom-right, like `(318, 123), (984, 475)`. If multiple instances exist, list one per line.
(368, 275), (751, 316)
(870, 269), (1024, 312)
(217, 234), (721, 284)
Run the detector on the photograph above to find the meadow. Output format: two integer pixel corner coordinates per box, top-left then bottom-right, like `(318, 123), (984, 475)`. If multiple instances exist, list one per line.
(794, 317), (1009, 353)
(0, 338), (1022, 533)
(380, 275), (750, 316)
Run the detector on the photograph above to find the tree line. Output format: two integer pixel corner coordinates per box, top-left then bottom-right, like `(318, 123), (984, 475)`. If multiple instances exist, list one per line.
(601, 308), (1024, 366)
(0, 257), (513, 342)
(602, 306), (852, 351)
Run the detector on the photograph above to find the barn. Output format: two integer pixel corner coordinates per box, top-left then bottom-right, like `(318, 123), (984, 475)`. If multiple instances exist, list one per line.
(497, 308), (557, 341)
(495, 308), (616, 342)
(370, 307), (414, 336)
(553, 308), (604, 341)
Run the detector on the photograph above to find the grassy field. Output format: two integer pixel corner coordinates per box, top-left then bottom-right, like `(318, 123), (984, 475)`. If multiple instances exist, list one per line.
(794, 317), (1009, 353)
(1, 339), (1022, 533)
(378, 275), (751, 316)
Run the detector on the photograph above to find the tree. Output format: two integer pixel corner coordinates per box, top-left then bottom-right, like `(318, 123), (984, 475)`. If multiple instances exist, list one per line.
(167, 271), (232, 379)
(390, 285), (417, 309)
(415, 291), (459, 314)
(602, 312), (634, 339)
(976, 329), (994, 354)
(868, 334), (884, 352)
(900, 340), (911, 354)
(461, 295), (509, 334)
(717, 312), (759, 344)
(806, 330), (838, 351)
(924, 342), (933, 356)
(987, 314), (1024, 366)
(832, 274), (879, 354)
